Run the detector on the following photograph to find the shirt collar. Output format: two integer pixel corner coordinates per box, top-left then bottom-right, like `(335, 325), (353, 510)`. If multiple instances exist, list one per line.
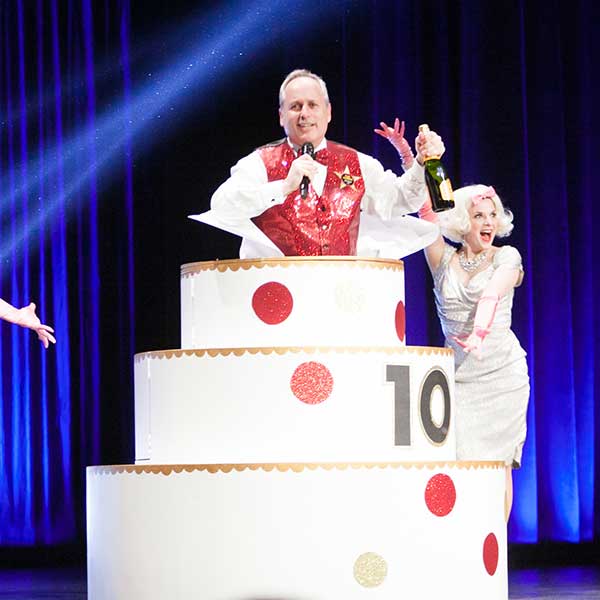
(287, 138), (328, 155)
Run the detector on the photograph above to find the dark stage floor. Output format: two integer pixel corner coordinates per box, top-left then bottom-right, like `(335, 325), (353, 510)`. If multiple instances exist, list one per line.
(0, 568), (86, 599)
(0, 565), (599, 599)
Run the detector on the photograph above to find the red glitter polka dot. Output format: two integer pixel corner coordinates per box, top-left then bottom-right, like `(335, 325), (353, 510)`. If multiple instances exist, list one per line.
(483, 533), (499, 575)
(424, 473), (456, 517)
(252, 282), (293, 325)
(394, 301), (405, 342)
(290, 362), (334, 404)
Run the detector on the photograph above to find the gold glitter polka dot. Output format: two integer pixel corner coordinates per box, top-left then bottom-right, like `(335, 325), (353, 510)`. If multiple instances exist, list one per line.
(334, 280), (366, 313)
(353, 552), (388, 587)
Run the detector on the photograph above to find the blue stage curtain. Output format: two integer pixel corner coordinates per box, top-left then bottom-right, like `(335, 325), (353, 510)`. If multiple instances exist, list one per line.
(0, 0), (598, 549)
(0, 0), (132, 546)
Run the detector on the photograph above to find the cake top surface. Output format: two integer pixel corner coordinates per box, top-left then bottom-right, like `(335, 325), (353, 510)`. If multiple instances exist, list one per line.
(181, 256), (404, 276)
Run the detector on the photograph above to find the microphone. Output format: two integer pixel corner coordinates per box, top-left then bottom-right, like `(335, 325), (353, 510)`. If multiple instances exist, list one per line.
(299, 142), (314, 199)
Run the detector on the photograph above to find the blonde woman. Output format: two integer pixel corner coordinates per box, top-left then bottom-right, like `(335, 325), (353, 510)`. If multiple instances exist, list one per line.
(420, 184), (529, 519)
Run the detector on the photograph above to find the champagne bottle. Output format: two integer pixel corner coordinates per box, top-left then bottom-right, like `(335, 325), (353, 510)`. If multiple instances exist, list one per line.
(418, 124), (455, 212)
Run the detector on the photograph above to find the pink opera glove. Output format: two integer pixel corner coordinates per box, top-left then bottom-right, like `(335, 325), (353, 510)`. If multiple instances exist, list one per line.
(374, 118), (415, 170)
(0, 300), (56, 349)
(454, 294), (499, 358)
(417, 191), (437, 223)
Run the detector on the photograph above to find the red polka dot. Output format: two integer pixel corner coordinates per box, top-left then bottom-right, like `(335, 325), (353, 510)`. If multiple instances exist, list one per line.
(252, 282), (293, 325)
(290, 362), (333, 404)
(483, 533), (499, 575)
(424, 473), (456, 517)
(394, 301), (405, 342)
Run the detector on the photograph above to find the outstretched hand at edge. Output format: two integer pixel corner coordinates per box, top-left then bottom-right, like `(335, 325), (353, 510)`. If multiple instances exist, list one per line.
(3, 302), (56, 349)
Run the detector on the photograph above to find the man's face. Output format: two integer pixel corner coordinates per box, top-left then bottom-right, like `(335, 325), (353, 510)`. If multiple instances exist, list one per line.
(279, 76), (331, 148)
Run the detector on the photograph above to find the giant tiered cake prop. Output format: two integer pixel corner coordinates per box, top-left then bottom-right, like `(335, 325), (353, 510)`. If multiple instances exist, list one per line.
(87, 257), (508, 600)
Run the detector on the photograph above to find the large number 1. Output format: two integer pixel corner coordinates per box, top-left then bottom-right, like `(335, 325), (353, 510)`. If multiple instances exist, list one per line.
(386, 365), (451, 446)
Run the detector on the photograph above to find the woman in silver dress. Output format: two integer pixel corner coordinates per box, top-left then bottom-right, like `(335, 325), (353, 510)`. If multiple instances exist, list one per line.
(420, 184), (529, 519)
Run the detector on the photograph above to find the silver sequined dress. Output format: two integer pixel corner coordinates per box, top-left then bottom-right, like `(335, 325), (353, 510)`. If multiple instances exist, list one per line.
(433, 244), (529, 467)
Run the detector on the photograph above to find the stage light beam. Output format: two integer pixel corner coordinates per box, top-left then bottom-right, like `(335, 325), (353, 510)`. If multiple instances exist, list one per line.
(0, 0), (347, 261)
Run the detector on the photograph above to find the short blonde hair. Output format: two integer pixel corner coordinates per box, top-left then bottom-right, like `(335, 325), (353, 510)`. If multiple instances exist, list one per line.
(278, 69), (330, 107)
(438, 184), (514, 243)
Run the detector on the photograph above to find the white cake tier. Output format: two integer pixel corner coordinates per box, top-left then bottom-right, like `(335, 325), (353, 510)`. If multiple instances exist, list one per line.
(134, 346), (455, 464)
(87, 461), (507, 600)
(180, 257), (407, 349)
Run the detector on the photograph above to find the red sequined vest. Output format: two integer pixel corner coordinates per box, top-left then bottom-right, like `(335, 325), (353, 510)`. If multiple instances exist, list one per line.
(253, 140), (364, 256)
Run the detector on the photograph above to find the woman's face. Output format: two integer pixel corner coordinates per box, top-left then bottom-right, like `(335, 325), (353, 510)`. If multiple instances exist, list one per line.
(463, 198), (498, 253)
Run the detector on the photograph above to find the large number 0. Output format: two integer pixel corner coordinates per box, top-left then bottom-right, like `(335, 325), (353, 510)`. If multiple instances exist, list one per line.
(386, 365), (451, 446)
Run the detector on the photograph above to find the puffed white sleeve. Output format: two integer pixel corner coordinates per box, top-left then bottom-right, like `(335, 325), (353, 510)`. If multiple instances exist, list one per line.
(493, 245), (524, 287)
(358, 152), (427, 220)
(210, 151), (287, 219)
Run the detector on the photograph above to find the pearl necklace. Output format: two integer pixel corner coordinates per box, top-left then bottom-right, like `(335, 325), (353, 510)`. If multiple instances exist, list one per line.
(458, 249), (488, 272)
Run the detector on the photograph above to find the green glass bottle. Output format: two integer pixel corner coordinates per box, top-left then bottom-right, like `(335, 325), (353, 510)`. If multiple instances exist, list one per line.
(418, 124), (455, 212)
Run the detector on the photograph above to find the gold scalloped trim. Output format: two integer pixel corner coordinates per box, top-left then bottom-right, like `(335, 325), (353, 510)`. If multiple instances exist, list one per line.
(134, 346), (454, 362)
(181, 256), (404, 277)
(88, 461), (504, 477)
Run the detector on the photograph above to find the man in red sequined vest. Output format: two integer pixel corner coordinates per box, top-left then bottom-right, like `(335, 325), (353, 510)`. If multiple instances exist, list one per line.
(191, 69), (444, 258)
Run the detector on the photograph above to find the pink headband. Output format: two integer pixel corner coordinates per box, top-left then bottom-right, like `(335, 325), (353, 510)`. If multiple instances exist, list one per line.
(471, 186), (496, 206)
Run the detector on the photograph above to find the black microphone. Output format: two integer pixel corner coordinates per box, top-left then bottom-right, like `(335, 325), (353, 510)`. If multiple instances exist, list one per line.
(299, 142), (314, 199)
